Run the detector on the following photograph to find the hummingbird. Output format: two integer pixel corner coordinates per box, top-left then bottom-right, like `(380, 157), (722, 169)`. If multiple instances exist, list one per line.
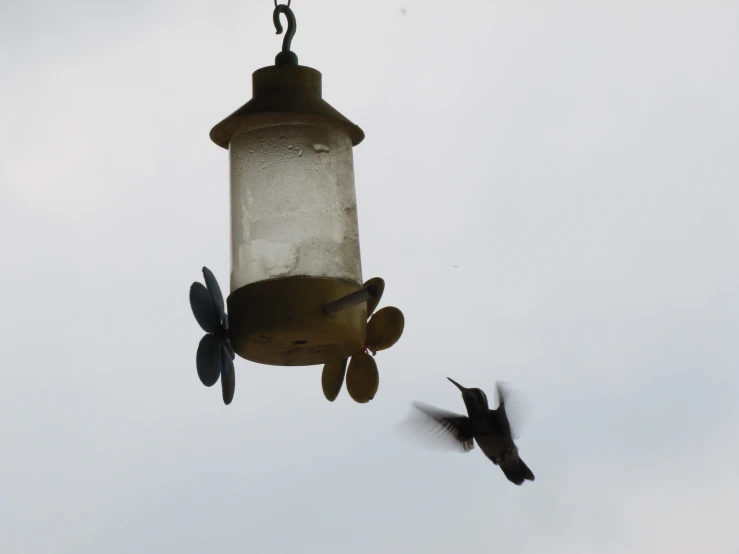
(405, 378), (535, 486)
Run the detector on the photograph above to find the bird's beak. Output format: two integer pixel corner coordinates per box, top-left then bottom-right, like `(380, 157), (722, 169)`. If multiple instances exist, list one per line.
(447, 377), (466, 392)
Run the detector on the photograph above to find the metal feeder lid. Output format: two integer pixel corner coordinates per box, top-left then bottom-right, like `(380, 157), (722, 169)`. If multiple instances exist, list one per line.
(210, 64), (365, 149)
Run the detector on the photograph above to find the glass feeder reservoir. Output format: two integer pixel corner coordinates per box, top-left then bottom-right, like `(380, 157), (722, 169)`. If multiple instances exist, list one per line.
(210, 18), (367, 367)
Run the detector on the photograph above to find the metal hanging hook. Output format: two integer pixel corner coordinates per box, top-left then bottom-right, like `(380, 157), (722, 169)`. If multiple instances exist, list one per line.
(273, 2), (298, 66)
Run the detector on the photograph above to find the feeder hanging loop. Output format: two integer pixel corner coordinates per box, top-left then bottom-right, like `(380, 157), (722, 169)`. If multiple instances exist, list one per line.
(273, 2), (298, 66)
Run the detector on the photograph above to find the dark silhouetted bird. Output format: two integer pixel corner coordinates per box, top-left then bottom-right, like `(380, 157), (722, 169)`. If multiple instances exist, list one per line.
(405, 378), (535, 485)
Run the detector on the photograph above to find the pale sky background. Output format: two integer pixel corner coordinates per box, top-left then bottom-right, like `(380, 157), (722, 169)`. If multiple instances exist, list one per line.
(1, 0), (738, 552)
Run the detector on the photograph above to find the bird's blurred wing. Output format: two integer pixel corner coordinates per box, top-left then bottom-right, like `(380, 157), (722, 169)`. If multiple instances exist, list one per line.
(397, 402), (475, 453)
(495, 381), (529, 440)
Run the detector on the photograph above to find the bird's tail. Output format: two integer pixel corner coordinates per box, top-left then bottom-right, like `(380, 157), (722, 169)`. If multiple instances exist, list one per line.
(502, 458), (535, 486)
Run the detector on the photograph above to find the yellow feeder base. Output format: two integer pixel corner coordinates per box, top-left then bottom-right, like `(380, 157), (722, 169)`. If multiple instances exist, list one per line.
(227, 276), (367, 366)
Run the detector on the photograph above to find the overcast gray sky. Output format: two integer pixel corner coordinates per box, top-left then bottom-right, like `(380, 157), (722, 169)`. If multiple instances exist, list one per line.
(2, 0), (738, 552)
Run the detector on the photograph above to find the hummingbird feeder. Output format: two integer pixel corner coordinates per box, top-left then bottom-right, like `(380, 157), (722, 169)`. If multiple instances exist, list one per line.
(189, 1), (405, 406)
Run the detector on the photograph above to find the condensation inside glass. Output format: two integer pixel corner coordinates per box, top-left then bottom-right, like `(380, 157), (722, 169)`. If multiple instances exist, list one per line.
(229, 119), (363, 291)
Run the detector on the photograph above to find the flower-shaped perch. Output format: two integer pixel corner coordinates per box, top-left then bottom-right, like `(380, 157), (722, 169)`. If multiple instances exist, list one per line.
(321, 277), (405, 404)
(189, 267), (236, 405)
